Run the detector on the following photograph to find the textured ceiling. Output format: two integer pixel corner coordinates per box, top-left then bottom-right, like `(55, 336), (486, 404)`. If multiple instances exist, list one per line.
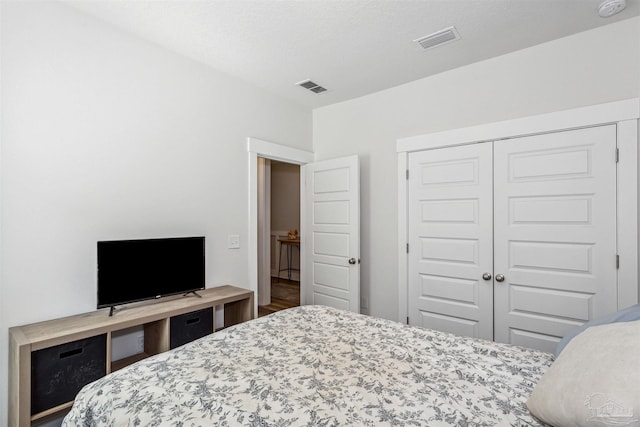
(66, 0), (640, 109)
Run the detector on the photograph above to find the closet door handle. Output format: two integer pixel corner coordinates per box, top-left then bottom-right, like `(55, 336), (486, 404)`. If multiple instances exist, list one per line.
(348, 258), (357, 265)
(482, 273), (492, 281)
(495, 274), (505, 282)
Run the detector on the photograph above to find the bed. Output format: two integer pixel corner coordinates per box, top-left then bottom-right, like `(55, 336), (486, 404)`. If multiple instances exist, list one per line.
(62, 305), (553, 426)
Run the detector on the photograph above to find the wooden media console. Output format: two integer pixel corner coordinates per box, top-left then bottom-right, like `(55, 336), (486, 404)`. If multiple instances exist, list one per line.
(8, 285), (254, 427)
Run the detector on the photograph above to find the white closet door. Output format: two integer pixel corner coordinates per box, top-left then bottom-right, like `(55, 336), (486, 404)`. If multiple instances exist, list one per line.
(408, 143), (494, 339)
(493, 125), (617, 353)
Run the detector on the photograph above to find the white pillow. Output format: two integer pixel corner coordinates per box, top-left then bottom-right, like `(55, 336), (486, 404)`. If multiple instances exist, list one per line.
(527, 320), (640, 427)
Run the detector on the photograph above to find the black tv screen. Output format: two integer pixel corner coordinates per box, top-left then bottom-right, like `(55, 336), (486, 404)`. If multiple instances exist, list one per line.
(97, 236), (205, 309)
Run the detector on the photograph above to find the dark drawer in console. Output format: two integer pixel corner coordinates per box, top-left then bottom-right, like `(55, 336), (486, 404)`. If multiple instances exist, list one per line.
(170, 307), (214, 349)
(31, 334), (107, 414)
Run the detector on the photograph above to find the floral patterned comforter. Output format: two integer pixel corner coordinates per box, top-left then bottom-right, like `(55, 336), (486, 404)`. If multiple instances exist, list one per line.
(63, 305), (552, 426)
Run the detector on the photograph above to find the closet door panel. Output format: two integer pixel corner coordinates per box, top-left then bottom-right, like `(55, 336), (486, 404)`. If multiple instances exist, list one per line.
(493, 125), (617, 353)
(408, 144), (493, 340)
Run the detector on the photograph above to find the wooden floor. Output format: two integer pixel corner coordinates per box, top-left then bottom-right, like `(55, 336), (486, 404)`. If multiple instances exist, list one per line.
(258, 277), (300, 317)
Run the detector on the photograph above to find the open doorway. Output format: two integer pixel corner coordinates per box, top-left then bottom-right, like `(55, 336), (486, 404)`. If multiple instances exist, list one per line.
(248, 139), (360, 317)
(257, 158), (301, 317)
(247, 137), (313, 318)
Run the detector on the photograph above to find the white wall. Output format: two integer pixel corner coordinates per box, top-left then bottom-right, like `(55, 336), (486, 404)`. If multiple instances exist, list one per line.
(313, 17), (640, 321)
(0, 1), (311, 422)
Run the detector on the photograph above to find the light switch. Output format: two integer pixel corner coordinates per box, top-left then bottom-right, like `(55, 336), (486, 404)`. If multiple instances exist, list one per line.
(227, 234), (240, 249)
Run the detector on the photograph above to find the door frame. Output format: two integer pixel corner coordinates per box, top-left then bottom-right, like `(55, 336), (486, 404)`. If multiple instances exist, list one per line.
(257, 157), (271, 306)
(396, 98), (640, 324)
(248, 137), (314, 317)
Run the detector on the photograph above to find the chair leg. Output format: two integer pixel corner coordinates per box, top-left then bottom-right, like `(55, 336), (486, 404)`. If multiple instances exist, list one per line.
(277, 241), (284, 283)
(287, 244), (292, 280)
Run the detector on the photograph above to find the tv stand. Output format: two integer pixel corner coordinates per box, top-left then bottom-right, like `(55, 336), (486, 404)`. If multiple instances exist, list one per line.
(108, 291), (204, 317)
(9, 285), (253, 427)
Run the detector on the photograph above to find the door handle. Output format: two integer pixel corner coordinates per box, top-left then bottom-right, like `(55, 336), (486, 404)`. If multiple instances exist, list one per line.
(348, 258), (357, 265)
(482, 272), (492, 281)
(495, 274), (505, 282)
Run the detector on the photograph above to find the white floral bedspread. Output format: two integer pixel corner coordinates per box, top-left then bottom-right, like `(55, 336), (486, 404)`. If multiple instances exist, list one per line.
(63, 305), (552, 426)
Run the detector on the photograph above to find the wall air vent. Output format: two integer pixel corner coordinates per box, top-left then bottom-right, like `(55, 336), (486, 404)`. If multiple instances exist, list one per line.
(414, 26), (460, 51)
(296, 79), (328, 94)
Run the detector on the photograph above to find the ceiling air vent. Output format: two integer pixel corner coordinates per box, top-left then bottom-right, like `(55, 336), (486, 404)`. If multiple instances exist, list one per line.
(296, 79), (327, 94)
(414, 26), (460, 51)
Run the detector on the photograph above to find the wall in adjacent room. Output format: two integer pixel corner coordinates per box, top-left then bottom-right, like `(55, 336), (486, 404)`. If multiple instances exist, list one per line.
(0, 2), (311, 422)
(270, 161), (301, 275)
(312, 16), (640, 322)
(271, 161), (301, 233)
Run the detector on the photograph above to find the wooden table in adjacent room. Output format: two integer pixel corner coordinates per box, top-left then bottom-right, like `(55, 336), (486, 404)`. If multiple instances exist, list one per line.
(277, 238), (300, 282)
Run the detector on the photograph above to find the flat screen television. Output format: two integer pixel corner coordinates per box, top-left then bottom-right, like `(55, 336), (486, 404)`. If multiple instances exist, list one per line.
(97, 236), (205, 313)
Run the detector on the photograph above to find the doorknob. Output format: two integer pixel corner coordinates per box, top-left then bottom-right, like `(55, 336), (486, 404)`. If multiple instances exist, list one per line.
(348, 258), (357, 265)
(495, 274), (505, 282)
(482, 272), (492, 281)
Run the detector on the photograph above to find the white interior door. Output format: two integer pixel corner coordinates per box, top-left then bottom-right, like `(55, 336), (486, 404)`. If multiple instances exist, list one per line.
(302, 155), (360, 312)
(493, 125), (617, 352)
(408, 144), (494, 339)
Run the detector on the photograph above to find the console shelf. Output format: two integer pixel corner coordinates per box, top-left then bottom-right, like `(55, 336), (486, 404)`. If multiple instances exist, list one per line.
(8, 285), (254, 427)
